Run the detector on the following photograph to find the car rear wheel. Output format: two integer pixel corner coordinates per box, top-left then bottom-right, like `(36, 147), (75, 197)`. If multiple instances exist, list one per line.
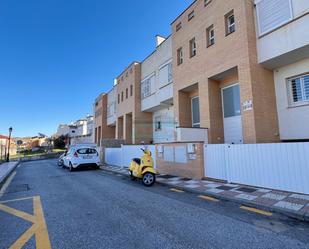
(142, 172), (155, 187)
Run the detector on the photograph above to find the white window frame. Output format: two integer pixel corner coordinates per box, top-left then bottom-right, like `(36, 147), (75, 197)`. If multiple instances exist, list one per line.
(191, 96), (200, 128)
(158, 60), (173, 88)
(188, 11), (194, 21)
(207, 25), (215, 46)
(189, 38), (196, 58)
(177, 47), (183, 65)
(287, 74), (309, 107)
(141, 73), (155, 99)
(227, 13), (235, 34)
(154, 116), (162, 131)
(255, 0), (293, 36)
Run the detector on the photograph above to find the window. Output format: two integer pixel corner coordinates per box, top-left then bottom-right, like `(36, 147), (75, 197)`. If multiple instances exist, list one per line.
(168, 63), (173, 83)
(126, 88), (128, 99)
(141, 76), (154, 99)
(130, 85), (133, 96)
(155, 116), (162, 131)
(176, 22), (182, 32)
(95, 102), (98, 107)
(288, 74), (309, 106)
(159, 62), (173, 87)
(177, 47), (183, 65)
(126, 72), (128, 77)
(256, 0), (293, 36)
(206, 25), (215, 47)
(225, 10), (235, 35)
(189, 38), (196, 58)
(118, 94), (120, 104)
(191, 96), (200, 128)
(204, 0), (212, 6)
(121, 91), (123, 102)
(121, 76), (124, 81)
(188, 11), (194, 21)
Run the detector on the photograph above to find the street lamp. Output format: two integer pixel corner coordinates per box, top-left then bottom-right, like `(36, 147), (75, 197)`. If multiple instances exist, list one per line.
(6, 127), (13, 162)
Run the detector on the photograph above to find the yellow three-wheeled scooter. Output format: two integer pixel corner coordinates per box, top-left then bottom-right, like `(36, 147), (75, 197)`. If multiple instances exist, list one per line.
(129, 147), (156, 186)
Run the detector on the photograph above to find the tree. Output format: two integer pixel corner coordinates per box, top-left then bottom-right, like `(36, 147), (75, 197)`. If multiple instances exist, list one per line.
(53, 135), (67, 149)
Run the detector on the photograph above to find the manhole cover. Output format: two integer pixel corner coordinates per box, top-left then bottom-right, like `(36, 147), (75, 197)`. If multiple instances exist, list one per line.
(236, 187), (257, 193)
(216, 185), (235, 191)
(5, 184), (29, 194)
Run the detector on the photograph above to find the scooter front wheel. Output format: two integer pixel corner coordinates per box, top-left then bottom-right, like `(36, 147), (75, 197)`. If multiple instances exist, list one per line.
(142, 172), (155, 187)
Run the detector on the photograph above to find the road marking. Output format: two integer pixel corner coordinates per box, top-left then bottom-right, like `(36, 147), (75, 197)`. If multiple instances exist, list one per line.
(0, 203), (36, 223)
(0, 196), (34, 204)
(198, 195), (219, 202)
(0, 171), (16, 198)
(170, 188), (184, 193)
(240, 205), (273, 217)
(33, 196), (52, 249)
(0, 196), (52, 249)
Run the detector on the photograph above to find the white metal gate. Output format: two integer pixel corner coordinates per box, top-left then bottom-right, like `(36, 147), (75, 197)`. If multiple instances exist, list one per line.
(204, 143), (309, 194)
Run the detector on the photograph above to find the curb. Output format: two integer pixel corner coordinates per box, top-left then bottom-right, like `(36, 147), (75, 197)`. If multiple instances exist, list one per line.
(101, 167), (309, 222)
(0, 161), (20, 189)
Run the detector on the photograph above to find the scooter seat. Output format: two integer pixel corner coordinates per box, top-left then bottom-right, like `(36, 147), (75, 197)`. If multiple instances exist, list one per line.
(132, 158), (141, 165)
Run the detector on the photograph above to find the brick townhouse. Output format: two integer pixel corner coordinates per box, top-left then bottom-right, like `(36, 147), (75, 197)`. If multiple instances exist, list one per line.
(94, 0), (309, 145)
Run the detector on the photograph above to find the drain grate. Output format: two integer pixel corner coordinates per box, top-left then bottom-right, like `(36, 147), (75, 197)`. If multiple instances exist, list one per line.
(236, 187), (257, 193)
(216, 185), (235, 191)
(5, 184), (29, 194)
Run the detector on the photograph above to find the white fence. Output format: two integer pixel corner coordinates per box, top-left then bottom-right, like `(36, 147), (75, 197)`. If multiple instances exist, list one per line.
(204, 143), (309, 195)
(105, 145), (156, 168)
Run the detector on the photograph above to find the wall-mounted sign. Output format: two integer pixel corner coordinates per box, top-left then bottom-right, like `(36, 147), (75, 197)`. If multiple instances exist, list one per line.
(242, 100), (253, 111)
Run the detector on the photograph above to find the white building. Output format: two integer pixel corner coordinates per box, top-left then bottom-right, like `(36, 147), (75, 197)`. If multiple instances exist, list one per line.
(255, 0), (309, 141)
(141, 35), (175, 143)
(56, 115), (94, 145)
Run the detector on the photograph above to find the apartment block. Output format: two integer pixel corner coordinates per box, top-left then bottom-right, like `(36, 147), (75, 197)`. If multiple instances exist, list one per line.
(172, 0), (279, 144)
(254, 0), (309, 141)
(141, 36), (174, 143)
(94, 93), (115, 146)
(115, 62), (152, 144)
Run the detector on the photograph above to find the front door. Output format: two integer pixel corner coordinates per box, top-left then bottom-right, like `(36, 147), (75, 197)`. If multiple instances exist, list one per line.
(221, 84), (243, 144)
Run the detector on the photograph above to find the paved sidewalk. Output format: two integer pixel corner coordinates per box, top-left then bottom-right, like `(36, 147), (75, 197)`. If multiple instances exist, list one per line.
(102, 165), (309, 221)
(0, 161), (19, 186)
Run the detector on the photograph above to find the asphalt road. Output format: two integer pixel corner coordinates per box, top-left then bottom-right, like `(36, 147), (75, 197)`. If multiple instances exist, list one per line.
(0, 159), (309, 249)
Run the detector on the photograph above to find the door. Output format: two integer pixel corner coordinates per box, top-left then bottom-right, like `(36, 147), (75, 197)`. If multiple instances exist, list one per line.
(221, 84), (243, 144)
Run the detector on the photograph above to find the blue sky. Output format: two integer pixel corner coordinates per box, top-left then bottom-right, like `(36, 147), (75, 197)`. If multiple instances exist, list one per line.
(0, 0), (192, 137)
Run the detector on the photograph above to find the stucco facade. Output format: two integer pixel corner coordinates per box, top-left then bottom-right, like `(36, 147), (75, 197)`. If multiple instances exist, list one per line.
(141, 36), (175, 143)
(255, 0), (309, 141)
(274, 58), (309, 140)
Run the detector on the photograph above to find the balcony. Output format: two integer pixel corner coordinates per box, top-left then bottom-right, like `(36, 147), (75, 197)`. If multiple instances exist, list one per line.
(141, 62), (173, 112)
(176, 127), (208, 143)
(255, 0), (309, 69)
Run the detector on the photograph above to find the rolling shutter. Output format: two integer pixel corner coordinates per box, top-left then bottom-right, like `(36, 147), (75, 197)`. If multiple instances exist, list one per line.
(256, 0), (293, 35)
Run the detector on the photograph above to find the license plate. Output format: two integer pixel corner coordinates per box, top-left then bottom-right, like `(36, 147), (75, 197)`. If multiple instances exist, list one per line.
(83, 156), (92, 159)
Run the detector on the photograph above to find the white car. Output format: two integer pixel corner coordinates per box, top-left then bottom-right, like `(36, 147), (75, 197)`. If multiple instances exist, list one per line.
(63, 146), (100, 171)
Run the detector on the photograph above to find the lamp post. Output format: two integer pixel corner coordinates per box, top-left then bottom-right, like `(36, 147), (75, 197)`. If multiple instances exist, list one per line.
(6, 127), (13, 162)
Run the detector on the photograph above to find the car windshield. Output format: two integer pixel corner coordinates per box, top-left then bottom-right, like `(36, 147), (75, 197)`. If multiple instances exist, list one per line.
(77, 148), (97, 154)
